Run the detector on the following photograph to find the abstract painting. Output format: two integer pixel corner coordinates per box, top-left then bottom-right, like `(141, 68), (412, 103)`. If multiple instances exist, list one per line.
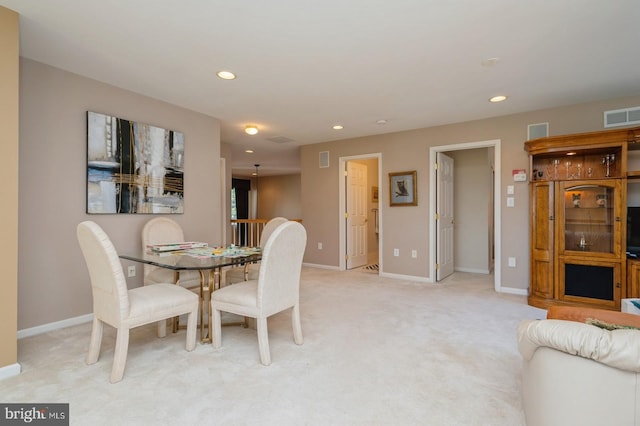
(86, 111), (184, 214)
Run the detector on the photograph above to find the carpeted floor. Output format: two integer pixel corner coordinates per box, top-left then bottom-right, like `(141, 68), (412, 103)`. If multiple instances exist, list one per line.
(2, 267), (545, 425)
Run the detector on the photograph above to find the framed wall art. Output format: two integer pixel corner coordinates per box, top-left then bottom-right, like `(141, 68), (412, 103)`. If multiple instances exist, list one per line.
(86, 111), (185, 214)
(389, 171), (417, 206)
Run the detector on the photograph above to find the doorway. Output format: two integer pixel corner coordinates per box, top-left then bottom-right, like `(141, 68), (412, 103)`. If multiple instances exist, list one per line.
(339, 154), (382, 271)
(430, 140), (501, 291)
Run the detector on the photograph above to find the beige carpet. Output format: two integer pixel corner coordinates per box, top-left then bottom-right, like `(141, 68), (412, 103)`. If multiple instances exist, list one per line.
(2, 267), (545, 425)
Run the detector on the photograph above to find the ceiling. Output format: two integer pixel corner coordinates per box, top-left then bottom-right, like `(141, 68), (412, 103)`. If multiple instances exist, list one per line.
(3, 1), (640, 177)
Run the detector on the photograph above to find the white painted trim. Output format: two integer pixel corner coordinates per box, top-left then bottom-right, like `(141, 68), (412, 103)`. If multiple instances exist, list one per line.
(0, 363), (21, 381)
(455, 267), (491, 274)
(379, 271), (433, 283)
(429, 139), (502, 291)
(499, 287), (528, 296)
(220, 157), (227, 246)
(17, 313), (93, 339)
(338, 153), (383, 272)
(302, 262), (341, 271)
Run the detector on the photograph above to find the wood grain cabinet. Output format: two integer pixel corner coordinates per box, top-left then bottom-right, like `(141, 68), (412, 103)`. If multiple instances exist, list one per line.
(525, 126), (640, 311)
(628, 259), (640, 299)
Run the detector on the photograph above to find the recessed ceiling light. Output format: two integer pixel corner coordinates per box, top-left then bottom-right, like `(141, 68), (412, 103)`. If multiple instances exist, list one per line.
(376, 119), (387, 125)
(489, 95), (507, 103)
(217, 70), (236, 80)
(333, 125), (344, 130)
(245, 125), (259, 135)
(245, 149), (254, 154)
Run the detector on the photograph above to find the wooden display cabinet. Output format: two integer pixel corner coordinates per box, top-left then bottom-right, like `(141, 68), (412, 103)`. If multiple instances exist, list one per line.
(628, 259), (640, 299)
(526, 126), (640, 311)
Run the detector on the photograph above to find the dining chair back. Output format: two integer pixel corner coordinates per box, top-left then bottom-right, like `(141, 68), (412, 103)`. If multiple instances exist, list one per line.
(77, 221), (198, 383)
(212, 220), (307, 365)
(225, 217), (288, 285)
(258, 217), (289, 248)
(141, 217), (199, 288)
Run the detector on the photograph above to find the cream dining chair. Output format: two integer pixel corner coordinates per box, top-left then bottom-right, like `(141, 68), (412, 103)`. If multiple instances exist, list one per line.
(141, 217), (200, 289)
(211, 220), (307, 365)
(142, 217), (202, 333)
(224, 217), (288, 285)
(77, 221), (198, 383)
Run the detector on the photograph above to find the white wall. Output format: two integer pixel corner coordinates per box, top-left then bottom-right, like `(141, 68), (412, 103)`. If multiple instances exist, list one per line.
(300, 94), (640, 289)
(18, 59), (221, 329)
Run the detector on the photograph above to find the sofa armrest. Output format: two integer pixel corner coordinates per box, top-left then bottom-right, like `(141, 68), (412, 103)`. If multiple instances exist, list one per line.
(518, 319), (640, 372)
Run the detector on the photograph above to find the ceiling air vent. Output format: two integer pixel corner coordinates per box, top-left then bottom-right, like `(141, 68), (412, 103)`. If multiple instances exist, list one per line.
(267, 136), (294, 144)
(604, 106), (640, 128)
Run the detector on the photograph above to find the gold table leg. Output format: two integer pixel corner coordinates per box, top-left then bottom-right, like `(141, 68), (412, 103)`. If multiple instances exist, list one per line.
(199, 270), (208, 343)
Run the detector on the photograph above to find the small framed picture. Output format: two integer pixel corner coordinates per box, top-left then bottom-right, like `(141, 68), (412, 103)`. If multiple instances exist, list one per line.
(389, 171), (417, 206)
(371, 186), (379, 203)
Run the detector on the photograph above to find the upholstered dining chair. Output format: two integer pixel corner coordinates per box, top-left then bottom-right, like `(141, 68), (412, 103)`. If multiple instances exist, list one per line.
(212, 220), (307, 365)
(141, 217), (200, 289)
(77, 221), (198, 383)
(224, 217), (288, 285)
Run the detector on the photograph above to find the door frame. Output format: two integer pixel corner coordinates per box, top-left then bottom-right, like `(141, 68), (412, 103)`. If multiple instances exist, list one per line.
(339, 153), (382, 271)
(429, 140), (501, 291)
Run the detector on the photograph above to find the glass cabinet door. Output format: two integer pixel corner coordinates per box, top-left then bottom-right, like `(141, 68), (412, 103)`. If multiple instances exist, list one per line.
(559, 180), (621, 256)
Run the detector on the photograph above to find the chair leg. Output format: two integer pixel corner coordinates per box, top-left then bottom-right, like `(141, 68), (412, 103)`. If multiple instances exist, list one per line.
(110, 327), (130, 383)
(212, 306), (222, 349)
(86, 317), (103, 365)
(157, 319), (167, 338)
(185, 307), (197, 352)
(256, 317), (271, 366)
(291, 304), (303, 345)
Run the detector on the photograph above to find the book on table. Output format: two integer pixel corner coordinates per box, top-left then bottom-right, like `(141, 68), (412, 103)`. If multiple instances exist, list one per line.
(147, 242), (208, 252)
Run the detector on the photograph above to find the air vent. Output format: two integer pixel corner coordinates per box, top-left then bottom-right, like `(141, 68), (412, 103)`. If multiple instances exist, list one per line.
(267, 136), (294, 144)
(604, 106), (640, 128)
(527, 122), (549, 140)
(319, 151), (329, 168)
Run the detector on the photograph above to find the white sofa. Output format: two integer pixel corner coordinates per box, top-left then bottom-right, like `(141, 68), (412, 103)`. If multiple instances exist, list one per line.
(518, 318), (640, 426)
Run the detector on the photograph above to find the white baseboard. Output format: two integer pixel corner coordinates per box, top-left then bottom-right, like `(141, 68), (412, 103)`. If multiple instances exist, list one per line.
(497, 286), (528, 296)
(379, 271), (433, 283)
(17, 313), (94, 339)
(0, 363), (21, 381)
(302, 262), (340, 271)
(455, 267), (491, 274)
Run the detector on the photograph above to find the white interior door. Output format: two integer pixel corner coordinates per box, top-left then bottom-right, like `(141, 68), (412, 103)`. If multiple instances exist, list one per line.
(346, 161), (368, 269)
(437, 152), (454, 281)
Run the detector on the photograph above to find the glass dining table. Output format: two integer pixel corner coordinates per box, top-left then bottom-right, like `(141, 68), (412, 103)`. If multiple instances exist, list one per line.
(120, 247), (261, 343)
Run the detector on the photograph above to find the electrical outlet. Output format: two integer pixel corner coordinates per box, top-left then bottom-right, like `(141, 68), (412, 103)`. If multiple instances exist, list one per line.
(411, 250), (417, 258)
(393, 248), (399, 257)
(127, 265), (136, 277)
(508, 257), (516, 268)
(318, 242), (323, 250)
